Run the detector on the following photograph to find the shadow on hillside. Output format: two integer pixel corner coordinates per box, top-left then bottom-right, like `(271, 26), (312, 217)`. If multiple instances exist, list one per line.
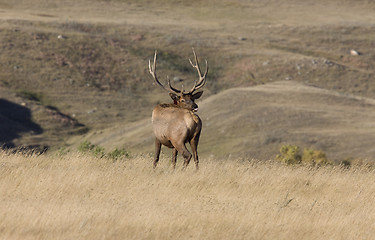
(0, 99), (43, 149)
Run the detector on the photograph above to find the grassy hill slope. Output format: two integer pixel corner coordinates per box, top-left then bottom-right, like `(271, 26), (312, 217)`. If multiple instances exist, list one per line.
(198, 81), (375, 161)
(1, 0), (375, 160)
(87, 81), (375, 162)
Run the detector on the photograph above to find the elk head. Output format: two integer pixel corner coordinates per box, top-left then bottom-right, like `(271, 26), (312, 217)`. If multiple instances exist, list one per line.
(149, 48), (208, 112)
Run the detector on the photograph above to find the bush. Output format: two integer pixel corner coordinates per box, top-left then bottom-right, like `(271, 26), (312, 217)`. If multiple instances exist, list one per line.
(78, 141), (129, 160)
(276, 144), (301, 165)
(93, 146), (106, 158)
(107, 148), (130, 161)
(78, 140), (95, 152)
(56, 147), (70, 156)
(78, 140), (104, 158)
(276, 145), (332, 166)
(302, 148), (332, 166)
(16, 90), (42, 102)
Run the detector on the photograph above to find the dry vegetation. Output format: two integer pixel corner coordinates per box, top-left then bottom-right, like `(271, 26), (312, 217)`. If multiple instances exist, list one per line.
(1, 151), (375, 239)
(1, 1), (375, 238)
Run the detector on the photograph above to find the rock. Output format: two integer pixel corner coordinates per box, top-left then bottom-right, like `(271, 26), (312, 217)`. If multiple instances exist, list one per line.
(173, 76), (183, 82)
(324, 59), (333, 65)
(57, 35), (67, 40)
(350, 49), (360, 56)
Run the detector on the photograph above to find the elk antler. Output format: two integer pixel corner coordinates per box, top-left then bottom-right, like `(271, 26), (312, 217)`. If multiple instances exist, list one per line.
(149, 50), (182, 94)
(167, 76), (183, 93)
(188, 48), (208, 94)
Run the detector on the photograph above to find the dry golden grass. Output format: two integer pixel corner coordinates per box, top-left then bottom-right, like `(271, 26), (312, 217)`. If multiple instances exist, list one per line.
(1, 151), (375, 239)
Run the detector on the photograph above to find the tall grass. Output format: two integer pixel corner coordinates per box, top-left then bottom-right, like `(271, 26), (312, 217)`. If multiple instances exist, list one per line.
(1, 151), (375, 239)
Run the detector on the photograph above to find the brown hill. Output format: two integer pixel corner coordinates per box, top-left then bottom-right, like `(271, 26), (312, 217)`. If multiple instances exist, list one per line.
(86, 81), (375, 162)
(1, 0), (375, 161)
(198, 81), (375, 161)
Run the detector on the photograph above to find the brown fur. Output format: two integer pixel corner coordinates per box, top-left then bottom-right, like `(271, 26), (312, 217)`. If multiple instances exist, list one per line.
(152, 95), (202, 170)
(148, 49), (207, 169)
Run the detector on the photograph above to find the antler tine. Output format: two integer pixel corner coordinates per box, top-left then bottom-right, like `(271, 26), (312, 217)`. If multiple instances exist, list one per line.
(188, 48), (208, 93)
(148, 50), (163, 89)
(149, 50), (181, 94)
(194, 59), (208, 90)
(167, 76), (182, 93)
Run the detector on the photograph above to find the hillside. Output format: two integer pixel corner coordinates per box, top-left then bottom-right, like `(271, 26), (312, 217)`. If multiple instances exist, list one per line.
(199, 81), (375, 161)
(1, 0), (375, 161)
(88, 81), (375, 162)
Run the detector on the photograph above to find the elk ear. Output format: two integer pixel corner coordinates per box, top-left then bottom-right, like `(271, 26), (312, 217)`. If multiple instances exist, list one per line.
(169, 93), (179, 102)
(192, 91), (203, 100)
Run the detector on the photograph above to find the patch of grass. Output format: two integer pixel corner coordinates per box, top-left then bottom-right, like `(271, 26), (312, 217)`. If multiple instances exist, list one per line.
(56, 146), (70, 156)
(15, 89), (54, 107)
(60, 21), (106, 34)
(16, 90), (43, 102)
(78, 140), (105, 158)
(77, 140), (94, 151)
(157, 50), (192, 73)
(268, 44), (320, 58)
(131, 47), (191, 73)
(78, 140), (95, 152)
(107, 148), (130, 161)
(78, 140), (129, 160)
(92, 145), (106, 158)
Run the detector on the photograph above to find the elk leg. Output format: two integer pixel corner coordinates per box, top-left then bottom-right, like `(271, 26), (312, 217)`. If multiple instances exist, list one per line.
(154, 138), (162, 169)
(172, 148), (178, 169)
(190, 129), (201, 170)
(174, 142), (192, 170)
(182, 151), (192, 170)
(190, 139), (199, 170)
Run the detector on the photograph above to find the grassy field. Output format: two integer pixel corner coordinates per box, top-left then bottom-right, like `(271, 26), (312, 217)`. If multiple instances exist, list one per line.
(1, 151), (375, 239)
(1, 2), (375, 237)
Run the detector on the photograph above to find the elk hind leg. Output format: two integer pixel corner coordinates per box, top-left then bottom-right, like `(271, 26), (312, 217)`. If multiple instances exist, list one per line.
(173, 142), (192, 170)
(172, 148), (178, 169)
(190, 137), (200, 170)
(154, 138), (162, 169)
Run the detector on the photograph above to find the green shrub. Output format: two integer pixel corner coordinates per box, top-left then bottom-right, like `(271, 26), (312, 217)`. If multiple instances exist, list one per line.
(16, 90), (42, 102)
(276, 145), (332, 166)
(93, 146), (106, 158)
(78, 140), (104, 158)
(78, 140), (95, 152)
(78, 141), (129, 160)
(16, 90), (53, 106)
(276, 144), (301, 165)
(107, 148), (130, 161)
(56, 147), (70, 156)
(302, 148), (332, 166)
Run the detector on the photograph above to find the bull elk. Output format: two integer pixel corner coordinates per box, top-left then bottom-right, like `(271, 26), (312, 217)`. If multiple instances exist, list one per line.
(149, 49), (208, 170)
